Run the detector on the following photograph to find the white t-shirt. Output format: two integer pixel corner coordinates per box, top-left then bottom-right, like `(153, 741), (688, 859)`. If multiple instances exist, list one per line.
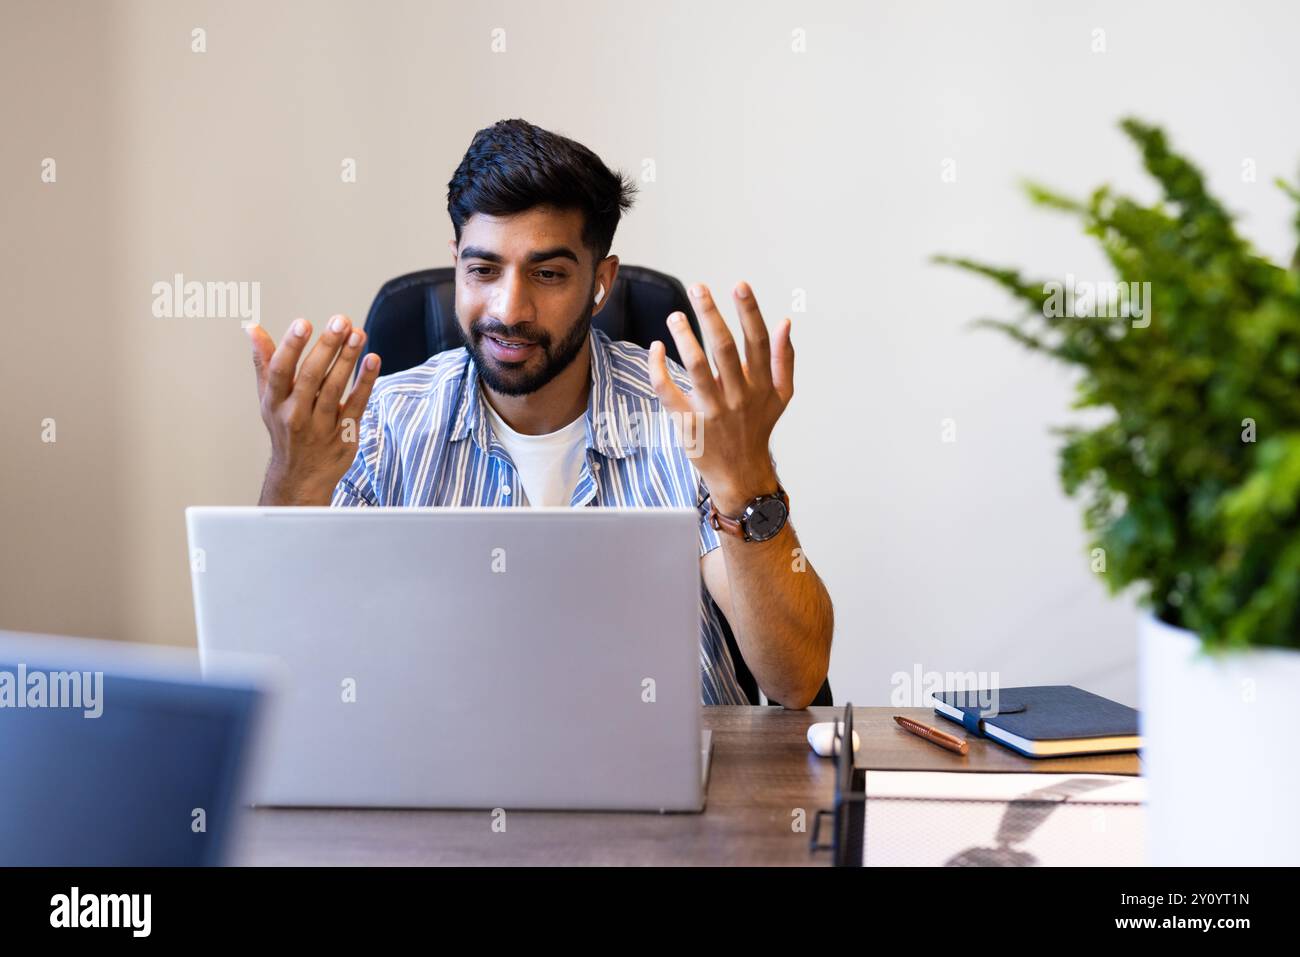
(480, 388), (588, 507)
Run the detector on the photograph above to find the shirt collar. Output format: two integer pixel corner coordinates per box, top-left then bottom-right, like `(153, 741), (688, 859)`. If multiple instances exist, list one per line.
(449, 327), (636, 460)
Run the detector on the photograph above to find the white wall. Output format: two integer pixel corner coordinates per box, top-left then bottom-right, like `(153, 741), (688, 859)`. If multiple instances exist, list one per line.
(4, 0), (1297, 707)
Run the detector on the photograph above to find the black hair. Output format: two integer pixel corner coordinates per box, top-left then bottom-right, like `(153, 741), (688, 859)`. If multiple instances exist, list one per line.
(447, 118), (637, 265)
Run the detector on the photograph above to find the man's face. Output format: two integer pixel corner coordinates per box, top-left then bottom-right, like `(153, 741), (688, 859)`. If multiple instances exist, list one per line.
(450, 205), (609, 396)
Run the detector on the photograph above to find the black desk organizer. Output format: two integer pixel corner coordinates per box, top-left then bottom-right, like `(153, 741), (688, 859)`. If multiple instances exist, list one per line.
(809, 703), (866, 867)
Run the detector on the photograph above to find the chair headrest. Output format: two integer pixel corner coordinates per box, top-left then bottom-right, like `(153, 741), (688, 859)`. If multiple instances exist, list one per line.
(360, 264), (702, 377)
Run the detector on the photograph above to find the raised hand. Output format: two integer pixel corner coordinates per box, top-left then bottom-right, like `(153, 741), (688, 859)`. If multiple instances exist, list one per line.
(647, 281), (793, 515)
(248, 315), (381, 505)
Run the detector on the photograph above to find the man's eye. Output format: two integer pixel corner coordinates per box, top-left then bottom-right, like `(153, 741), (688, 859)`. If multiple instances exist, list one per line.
(468, 266), (494, 277)
(536, 270), (564, 280)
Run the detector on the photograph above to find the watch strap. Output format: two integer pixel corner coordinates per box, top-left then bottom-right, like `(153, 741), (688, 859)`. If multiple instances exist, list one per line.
(707, 485), (789, 540)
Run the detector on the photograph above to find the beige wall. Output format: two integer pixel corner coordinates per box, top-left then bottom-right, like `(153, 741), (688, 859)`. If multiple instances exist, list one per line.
(2, 2), (128, 641)
(4, 0), (1298, 705)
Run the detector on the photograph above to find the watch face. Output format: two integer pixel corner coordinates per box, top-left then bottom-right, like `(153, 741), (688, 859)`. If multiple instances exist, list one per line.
(744, 496), (788, 542)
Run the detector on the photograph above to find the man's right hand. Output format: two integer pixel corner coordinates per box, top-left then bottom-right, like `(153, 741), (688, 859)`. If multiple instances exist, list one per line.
(248, 315), (382, 506)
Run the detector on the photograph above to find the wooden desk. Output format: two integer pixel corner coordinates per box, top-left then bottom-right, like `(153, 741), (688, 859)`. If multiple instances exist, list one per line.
(233, 705), (1141, 866)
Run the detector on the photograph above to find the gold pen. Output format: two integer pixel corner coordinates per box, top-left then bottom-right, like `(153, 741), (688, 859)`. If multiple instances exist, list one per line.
(894, 715), (969, 755)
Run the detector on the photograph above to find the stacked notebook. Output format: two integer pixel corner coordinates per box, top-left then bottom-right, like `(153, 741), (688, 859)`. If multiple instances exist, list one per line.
(931, 685), (1140, 758)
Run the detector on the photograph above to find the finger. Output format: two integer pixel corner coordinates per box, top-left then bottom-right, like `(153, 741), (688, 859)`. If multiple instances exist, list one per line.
(664, 311), (722, 413)
(265, 318), (313, 405)
(291, 314), (353, 408)
(688, 284), (746, 402)
(247, 324), (276, 399)
(733, 281), (773, 391)
(339, 351), (382, 429)
(647, 340), (692, 416)
(771, 317), (794, 404)
(314, 326), (368, 429)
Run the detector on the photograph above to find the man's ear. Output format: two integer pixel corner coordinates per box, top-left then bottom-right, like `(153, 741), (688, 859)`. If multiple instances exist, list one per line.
(593, 255), (620, 315)
(447, 238), (458, 263)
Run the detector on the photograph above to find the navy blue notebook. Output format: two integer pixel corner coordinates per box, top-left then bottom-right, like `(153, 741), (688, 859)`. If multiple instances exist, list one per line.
(931, 685), (1140, 759)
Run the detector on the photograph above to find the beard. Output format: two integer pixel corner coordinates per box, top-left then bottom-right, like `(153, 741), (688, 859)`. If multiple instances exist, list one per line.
(460, 282), (595, 397)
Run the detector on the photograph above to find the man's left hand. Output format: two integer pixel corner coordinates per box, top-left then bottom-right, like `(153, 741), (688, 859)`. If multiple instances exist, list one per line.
(648, 281), (794, 516)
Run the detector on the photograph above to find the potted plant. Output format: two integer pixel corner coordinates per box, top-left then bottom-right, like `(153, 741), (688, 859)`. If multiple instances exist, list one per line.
(936, 118), (1300, 866)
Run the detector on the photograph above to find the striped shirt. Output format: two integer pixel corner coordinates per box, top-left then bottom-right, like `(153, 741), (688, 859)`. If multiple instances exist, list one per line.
(330, 327), (751, 705)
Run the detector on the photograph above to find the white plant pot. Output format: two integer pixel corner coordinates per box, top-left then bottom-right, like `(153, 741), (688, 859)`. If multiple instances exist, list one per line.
(1138, 611), (1300, 865)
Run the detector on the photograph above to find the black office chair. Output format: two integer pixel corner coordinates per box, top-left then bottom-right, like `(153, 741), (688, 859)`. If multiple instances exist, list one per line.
(359, 265), (833, 709)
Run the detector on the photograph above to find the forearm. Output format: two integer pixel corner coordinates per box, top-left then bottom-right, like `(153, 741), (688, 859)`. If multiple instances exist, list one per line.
(717, 520), (833, 709)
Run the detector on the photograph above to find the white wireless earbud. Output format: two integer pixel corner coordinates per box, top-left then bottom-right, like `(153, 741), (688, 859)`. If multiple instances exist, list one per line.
(594, 284), (605, 306)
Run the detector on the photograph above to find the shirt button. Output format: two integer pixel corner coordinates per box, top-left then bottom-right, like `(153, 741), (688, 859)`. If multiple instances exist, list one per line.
(592, 461), (601, 471)
(501, 485), (511, 496)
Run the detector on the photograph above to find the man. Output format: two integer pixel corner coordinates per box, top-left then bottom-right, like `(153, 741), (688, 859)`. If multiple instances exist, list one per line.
(246, 118), (833, 708)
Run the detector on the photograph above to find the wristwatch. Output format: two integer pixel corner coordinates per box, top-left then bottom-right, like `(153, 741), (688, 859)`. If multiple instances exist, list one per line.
(704, 484), (790, 543)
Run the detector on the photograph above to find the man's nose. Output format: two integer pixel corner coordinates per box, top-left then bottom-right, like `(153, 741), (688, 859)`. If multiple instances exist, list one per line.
(490, 271), (535, 327)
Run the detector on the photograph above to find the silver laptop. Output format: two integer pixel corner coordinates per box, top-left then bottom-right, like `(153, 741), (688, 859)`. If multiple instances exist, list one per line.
(186, 506), (712, 812)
